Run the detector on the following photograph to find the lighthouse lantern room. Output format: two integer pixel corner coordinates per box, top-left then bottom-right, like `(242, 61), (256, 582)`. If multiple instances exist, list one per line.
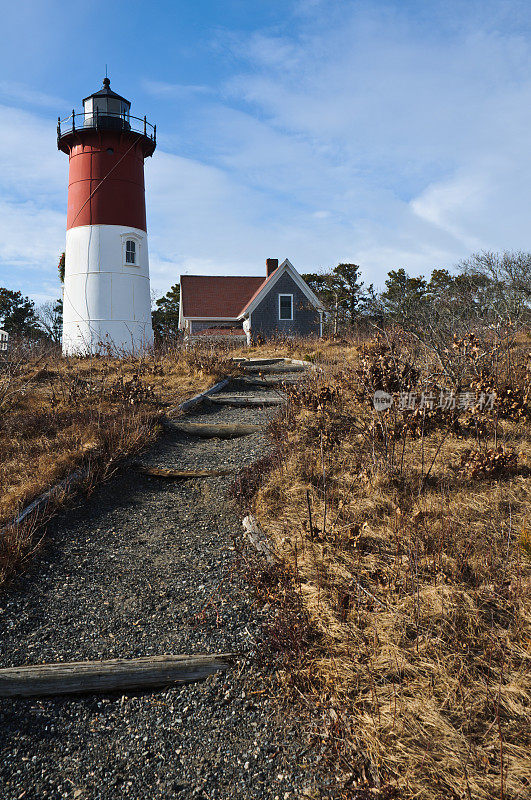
(58, 78), (156, 355)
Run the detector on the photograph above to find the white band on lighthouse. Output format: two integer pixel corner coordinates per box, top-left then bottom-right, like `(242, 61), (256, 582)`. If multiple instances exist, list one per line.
(62, 224), (154, 355)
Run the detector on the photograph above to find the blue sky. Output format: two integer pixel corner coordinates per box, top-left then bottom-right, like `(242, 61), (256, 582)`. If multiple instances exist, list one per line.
(1, 0), (531, 304)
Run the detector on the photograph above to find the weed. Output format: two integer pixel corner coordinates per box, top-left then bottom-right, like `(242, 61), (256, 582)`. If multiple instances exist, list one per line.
(252, 333), (531, 799)
(0, 343), (228, 583)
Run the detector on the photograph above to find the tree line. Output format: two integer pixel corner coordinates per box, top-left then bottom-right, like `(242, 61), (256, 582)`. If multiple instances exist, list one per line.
(302, 250), (531, 334)
(1, 250), (529, 344)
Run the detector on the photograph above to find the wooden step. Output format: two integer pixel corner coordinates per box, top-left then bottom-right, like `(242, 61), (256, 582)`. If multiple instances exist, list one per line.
(207, 395), (284, 407)
(137, 466), (235, 479)
(164, 421), (263, 439)
(234, 358), (285, 366)
(0, 654), (234, 697)
(241, 363), (308, 374)
(230, 376), (300, 389)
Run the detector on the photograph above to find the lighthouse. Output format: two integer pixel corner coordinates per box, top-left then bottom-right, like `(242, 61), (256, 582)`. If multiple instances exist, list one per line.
(57, 78), (156, 355)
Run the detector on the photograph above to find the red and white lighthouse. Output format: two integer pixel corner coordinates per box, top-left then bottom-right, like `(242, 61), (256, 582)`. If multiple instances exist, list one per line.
(58, 78), (156, 355)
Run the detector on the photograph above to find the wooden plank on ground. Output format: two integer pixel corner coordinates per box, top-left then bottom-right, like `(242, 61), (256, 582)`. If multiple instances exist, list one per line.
(163, 421), (263, 439)
(242, 364), (307, 374)
(238, 358), (286, 366)
(0, 654), (234, 697)
(230, 376), (297, 389)
(137, 466), (234, 479)
(166, 378), (231, 416)
(208, 396), (284, 407)
(230, 376), (274, 388)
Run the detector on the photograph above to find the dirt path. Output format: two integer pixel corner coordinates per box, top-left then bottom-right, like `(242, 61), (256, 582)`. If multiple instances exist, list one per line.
(0, 361), (325, 800)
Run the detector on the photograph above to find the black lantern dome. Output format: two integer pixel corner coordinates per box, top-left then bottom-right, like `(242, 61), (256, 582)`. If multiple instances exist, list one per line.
(57, 77), (156, 157)
(82, 77), (131, 131)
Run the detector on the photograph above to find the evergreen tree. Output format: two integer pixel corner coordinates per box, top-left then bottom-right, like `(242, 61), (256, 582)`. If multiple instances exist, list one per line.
(152, 284), (181, 340)
(0, 289), (41, 338)
(58, 252), (65, 284)
(380, 269), (428, 324)
(303, 263), (365, 331)
(333, 263), (365, 323)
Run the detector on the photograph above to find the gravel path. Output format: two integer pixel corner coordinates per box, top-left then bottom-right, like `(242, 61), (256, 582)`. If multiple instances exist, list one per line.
(0, 363), (325, 800)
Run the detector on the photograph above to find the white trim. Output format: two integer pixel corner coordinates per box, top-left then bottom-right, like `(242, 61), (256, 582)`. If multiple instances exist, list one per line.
(178, 276), (184, 329)
(120, 231), (142, 268)
(182, 316), (241, 322)
(239, 258), (325, 318)
(278, 293), (293, 321)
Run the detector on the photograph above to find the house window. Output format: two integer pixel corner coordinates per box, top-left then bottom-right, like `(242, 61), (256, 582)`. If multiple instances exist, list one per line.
(279, 294), (293, 320)
(125, 240), (136, 264)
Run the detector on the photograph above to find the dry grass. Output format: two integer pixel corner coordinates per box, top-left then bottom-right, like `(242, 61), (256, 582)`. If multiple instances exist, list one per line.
(231, 333), (365, 366)
(250, 332), (531, 799)
(0, 342), (235, 585)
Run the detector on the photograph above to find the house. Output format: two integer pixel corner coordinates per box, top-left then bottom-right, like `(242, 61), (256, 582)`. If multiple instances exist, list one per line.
(0, 329), (8, 352)
(179, 258), (324, 342)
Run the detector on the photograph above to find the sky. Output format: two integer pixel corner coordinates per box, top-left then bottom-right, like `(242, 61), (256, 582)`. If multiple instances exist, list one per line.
(1, 0), (531, 305)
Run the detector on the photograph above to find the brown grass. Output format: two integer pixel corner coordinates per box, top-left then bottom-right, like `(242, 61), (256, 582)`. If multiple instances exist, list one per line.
(250, 332), (531, 799)
(0, 342), (235, 585)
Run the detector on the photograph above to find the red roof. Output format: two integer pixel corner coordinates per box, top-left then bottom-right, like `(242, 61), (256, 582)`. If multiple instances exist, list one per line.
(240, 268), (279, 314)
(180, 275), (266, 318)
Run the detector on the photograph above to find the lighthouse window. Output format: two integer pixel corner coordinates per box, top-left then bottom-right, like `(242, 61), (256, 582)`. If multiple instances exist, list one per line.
(126, 240), (136, 264)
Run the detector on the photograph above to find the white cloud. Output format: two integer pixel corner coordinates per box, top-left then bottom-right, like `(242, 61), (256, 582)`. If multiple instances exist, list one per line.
(0, 80), (66, 109)
(4, 3), (531, 306)
(0, 200), (64, 264)
(0, 104), (66, 300)
(211, 1), (531, 281)
(0, 104), (66, 201)
(142, 80), (214, 98)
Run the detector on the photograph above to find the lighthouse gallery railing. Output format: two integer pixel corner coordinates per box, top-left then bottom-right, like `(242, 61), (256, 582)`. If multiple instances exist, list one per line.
(57, 110), (156, 143)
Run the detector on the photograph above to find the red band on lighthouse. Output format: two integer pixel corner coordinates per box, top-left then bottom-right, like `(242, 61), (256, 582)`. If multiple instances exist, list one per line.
(65, 132), (148, 231)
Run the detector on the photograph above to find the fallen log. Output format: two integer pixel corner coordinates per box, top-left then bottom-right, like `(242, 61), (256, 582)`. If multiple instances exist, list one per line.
(163, 421), (263, 439)
(208, 396), (284, 407)
(0, 654), (234, 698)
(137, 466), (234, 479)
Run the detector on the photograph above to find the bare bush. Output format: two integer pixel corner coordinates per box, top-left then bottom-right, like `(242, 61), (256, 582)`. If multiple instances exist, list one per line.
(251, 333), (530, 800)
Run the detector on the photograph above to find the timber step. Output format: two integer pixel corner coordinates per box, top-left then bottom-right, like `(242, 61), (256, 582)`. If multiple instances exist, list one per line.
(136, 465), (235, 479)
(207, 395), (284, 407)
(230, 376), (300, 389)
(164, 421), (263, 439)
(241, 363), (308, 374)
(233, 358), (285, 366)
(0, 654), (234, 698)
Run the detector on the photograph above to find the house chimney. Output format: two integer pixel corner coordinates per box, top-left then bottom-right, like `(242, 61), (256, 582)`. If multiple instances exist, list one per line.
(266, 258), (278, 277)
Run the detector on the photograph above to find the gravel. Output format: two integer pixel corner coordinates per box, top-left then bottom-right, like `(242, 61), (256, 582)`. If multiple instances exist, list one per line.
(0, 366), (324, 800)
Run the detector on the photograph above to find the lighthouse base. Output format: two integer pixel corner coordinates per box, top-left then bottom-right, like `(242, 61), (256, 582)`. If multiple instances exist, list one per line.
(62, 224), (154, 356)
(62, 320), (154, 356)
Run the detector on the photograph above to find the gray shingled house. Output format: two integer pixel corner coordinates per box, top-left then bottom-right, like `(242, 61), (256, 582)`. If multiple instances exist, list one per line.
(179, 258), (324, 342)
